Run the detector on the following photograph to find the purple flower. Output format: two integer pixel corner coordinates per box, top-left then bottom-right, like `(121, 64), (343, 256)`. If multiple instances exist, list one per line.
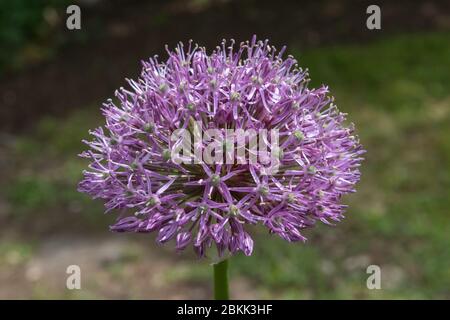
(78, 37), (364, 258)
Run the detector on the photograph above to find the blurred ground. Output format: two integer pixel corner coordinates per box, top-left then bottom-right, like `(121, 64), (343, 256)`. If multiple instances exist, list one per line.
(0, 236), (257, 299)
(0, 0), (449, 299)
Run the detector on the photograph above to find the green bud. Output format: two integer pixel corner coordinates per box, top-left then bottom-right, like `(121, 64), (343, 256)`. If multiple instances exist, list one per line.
(307, 165), (317, 174)
(229, 205), (240, 216)
(147, 195), (160, 206)
(251, 76), (262, 85)
(294, 130), (304, 141)
(211, 174), (220, 187)
(186, 103), (195, 111)
(125, 190), (134, 197)
(198, 205), (208, 215)
(162, 149), (171, 161)
(178, 82), (186, 93)
(286, 193), (296, 203)
(258, 185), (269, 196)
(130, 162), (138, 170)
(159, 83), (168, 93)
(143, 122), (155, 133)
(230, 91), (240, 102)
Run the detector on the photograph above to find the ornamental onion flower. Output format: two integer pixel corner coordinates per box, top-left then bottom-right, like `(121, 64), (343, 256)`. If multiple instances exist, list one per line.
(78, 36), (364, 261)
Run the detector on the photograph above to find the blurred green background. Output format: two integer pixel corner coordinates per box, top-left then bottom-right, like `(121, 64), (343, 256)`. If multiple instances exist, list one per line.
(0, 0), (449, 299)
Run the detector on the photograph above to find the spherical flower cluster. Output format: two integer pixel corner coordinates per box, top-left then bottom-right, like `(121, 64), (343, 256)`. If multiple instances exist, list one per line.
(78, 37), (364, 258)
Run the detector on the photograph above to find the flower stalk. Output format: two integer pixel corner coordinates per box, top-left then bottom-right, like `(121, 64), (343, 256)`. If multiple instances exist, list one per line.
(213, 259), (229, 300)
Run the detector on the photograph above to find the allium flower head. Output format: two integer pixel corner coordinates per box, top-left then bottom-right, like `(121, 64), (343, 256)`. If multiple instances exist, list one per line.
(78, 36), (364, 258)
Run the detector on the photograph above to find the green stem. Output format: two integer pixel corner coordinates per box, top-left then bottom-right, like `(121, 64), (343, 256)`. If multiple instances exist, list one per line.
(213, 259), (229, 300)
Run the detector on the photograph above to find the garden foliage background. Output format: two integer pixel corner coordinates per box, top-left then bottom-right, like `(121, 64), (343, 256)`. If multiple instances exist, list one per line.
(0, 0), (449, 299)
